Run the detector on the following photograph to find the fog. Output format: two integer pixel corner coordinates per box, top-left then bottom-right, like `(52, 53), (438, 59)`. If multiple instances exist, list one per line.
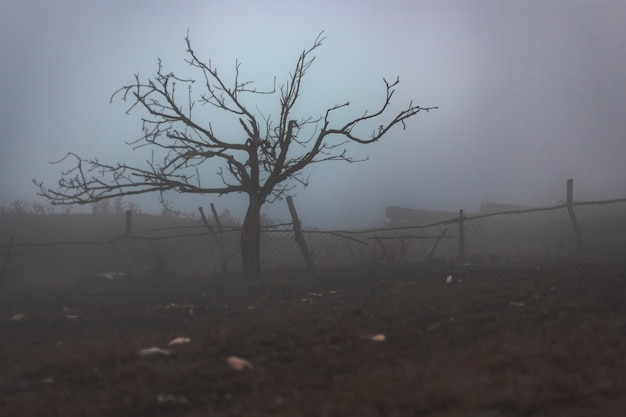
(2, 0), (625, 229)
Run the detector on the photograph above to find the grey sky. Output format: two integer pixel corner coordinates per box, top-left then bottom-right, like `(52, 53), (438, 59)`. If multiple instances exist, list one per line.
(1, 0), (625, 228)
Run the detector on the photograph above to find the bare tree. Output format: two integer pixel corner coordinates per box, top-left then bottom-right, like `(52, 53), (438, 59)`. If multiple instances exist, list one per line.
(35, 32), (437, 281)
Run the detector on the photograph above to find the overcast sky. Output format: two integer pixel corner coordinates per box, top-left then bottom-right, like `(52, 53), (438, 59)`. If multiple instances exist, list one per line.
(1, 0), (625, 228)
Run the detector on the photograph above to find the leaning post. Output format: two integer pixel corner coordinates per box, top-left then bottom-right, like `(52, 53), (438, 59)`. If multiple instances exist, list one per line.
(198, 206), (227, 275)
(210, 203), (228, 275)
(286, 196), (314, 270)
(425, 228), (448, 263)
(458, 209), (465, 260)
(125, 210), (133, 278)
(566, 178), (584, 250)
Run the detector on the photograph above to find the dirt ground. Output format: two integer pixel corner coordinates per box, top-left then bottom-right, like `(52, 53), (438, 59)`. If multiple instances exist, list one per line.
(1, 260), (625, 417)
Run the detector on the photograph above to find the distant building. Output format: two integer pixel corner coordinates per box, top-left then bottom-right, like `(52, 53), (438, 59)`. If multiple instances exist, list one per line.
(385, 201), (536, 226)
(384, 206), (474, 226)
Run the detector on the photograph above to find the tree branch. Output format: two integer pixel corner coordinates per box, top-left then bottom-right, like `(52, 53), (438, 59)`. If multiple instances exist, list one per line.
(35, 31), (436, 212)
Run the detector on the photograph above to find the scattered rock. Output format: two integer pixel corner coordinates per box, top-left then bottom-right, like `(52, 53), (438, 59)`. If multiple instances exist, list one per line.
(138, 347), (171, 357)
(226, 356), (253, 370)
(168, 337), (191, 346)
(10, 313), (25, 321)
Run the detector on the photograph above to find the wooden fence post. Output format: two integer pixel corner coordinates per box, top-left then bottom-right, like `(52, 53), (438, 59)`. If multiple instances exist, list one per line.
(566, 178), (584, 250)
(125, 210), (133, 278)
(210, 203), (228, 275)
(425, 228), (448, 262)
(198, 207), (220, 274)
(286, 196), (314, 270)
(199, 205), (228, 275)
(458, 209), (465, 260)
(1, 235), (14, 288)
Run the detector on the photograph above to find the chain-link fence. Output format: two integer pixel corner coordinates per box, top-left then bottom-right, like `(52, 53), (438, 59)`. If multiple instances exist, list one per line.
(462, 199), (625, 261)
(257, 198), (626, 269)
(461, 207), (574, 260)
(2, 197), (625, 285)
(564, 199), (626, 258)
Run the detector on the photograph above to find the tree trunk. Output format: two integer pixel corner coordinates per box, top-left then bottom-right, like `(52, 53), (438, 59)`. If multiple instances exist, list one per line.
(241, 193), (262, 281)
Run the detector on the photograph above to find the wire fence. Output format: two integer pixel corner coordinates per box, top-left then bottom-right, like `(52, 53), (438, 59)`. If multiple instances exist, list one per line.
(1, 193), (626, 285)
(261, 197), (626, 268)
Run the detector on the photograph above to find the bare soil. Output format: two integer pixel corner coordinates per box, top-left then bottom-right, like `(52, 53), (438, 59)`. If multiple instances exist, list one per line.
(1, 260), (625, 416)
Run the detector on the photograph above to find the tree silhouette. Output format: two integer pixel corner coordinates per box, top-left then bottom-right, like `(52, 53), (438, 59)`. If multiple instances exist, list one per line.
(35, 32), (437, 281)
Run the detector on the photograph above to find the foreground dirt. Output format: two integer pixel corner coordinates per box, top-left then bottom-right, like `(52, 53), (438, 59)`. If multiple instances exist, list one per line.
(1, 261), (625, 417)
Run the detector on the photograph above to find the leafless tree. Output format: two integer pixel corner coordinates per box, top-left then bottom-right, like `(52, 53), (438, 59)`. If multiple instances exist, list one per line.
(35, 32), (437, 281)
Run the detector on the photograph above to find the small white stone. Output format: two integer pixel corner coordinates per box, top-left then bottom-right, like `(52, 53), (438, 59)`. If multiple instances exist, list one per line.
(370, 334), (386, 342)
(138, 347), (171, 357)
(226, 356), (253, 370)
(168, 337), (191, 346)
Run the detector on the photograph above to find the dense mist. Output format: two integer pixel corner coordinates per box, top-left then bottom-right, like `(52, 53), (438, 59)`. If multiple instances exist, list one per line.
(2, 0), (626, 229)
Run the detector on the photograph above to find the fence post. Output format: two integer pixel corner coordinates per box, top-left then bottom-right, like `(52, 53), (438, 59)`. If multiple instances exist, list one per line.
(286, 196), (314, 270)
(458, 209), (465, 259)
(566, 178), (584, 250)
(125, 210), (133, 278)
(425, 228), (448, 262)
(210, 203), (228, 275)
(199, 206), (226, 275)
(1, 235), (14, 288)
